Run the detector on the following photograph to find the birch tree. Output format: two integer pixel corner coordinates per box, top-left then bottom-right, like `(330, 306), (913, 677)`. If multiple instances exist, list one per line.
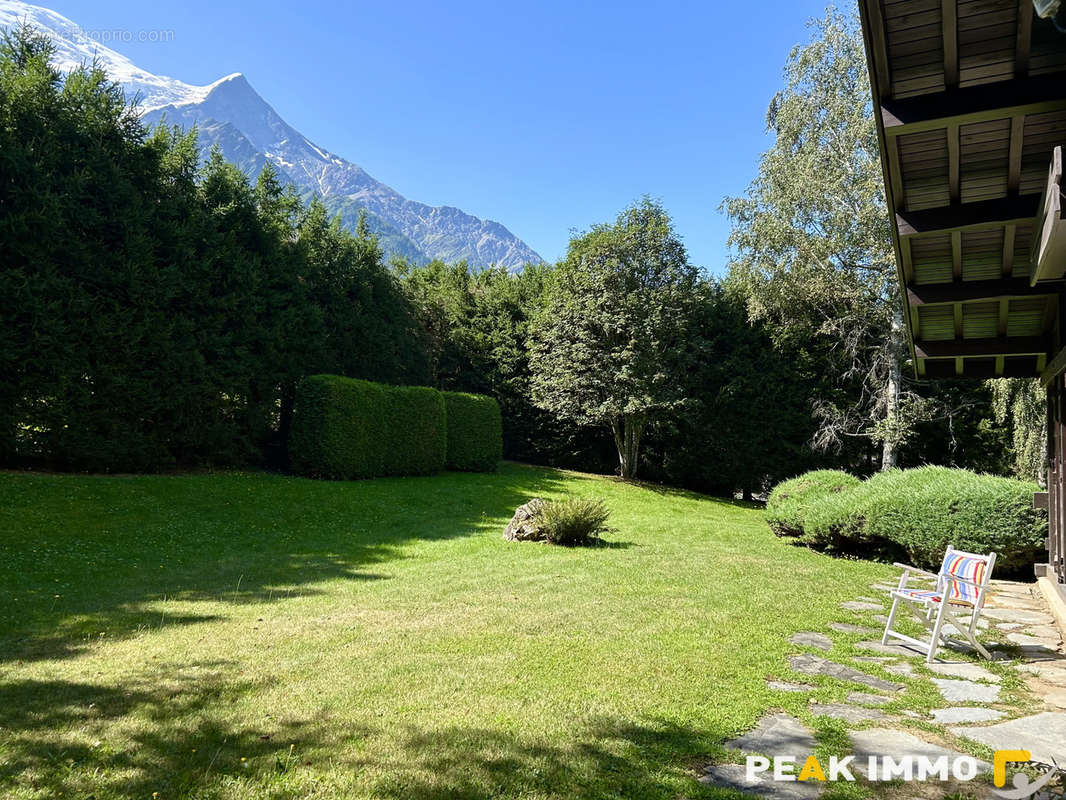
(723, 8), (916, 469)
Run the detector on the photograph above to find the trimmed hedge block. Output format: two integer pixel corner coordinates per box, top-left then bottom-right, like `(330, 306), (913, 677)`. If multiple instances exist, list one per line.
(290, 375), (446, 479)
(443, 391), (502, 472)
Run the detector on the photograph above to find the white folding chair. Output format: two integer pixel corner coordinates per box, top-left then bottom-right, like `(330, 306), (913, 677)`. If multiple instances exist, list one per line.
(881, 546), (997, 663)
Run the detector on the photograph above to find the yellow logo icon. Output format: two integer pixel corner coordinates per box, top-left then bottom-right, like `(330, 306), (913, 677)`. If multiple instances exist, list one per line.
(995, 750), (1032, 788)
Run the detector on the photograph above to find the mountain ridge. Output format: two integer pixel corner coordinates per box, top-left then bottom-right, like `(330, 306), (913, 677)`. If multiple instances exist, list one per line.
(0, 1), (543, 269)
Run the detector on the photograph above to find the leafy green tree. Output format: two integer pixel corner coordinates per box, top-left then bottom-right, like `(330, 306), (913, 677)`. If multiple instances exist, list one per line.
(723, 9), (914, 470)
(528, 198), (698, 479)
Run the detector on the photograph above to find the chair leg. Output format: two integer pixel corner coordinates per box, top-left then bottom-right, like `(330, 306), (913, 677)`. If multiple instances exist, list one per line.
(927, 601), (949, 663)
(882, 596), (901, 645)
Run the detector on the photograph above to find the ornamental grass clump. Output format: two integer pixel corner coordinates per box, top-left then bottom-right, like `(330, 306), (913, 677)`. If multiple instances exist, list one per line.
(536, 497), (611, 546)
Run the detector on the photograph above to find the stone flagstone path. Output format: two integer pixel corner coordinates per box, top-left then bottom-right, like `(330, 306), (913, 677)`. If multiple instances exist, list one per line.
(705, 577), (1066, 797)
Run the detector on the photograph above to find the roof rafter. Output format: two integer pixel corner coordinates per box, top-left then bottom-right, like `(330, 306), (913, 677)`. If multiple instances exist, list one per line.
(896, 194), (1041, 237)
(906, 277), (1061, 306)
(881, 73), (1066, 137)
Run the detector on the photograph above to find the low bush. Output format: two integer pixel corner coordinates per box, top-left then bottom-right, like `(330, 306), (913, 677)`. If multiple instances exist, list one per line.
(765, 470), (861, 537)
(537, 497), (611, 545)
(767, 467), (1046, 573)
(290, 375), (446, 479)
(443, 391), (503, 472)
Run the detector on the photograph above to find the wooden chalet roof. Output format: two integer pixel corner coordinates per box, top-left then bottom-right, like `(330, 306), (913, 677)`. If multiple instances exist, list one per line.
(858, 0), (1066, 380)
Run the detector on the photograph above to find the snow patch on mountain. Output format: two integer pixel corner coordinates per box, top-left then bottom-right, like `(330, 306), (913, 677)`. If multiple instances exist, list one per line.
(0, 0), (545, 269)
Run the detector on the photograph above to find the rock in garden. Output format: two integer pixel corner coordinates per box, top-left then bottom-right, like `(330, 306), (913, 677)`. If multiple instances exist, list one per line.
(502, 499), (546, 541)
(931, 707), (1005, 724)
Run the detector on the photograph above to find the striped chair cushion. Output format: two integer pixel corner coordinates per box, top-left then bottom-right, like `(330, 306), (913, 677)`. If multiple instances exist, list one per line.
(894, 588), (942, 603)
(938, 553), (988, 605)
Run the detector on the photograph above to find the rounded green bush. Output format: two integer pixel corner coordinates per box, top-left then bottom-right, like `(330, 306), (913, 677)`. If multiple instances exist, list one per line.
(443, 391), (503, 472)
(765, 470), (861, 537)
(860, 466), (1045, 573)
(766, 466), (1047, 574)
(290, 375), (446, 479)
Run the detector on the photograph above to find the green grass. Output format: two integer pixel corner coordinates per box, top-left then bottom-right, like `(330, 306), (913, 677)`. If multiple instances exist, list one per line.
(0, 462), (902, 799)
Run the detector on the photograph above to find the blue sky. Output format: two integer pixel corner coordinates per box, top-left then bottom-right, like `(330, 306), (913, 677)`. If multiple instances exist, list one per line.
(48, 0), (834, 271)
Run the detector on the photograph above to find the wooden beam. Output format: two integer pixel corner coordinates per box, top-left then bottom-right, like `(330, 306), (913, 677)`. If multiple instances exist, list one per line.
(947, 121), (960, 204)
(1042, 343), (1066, 387)
(998, 297), (1010, 336)
(1002, 222), (1017, 276)
(1008, 115), (1025, 194)
(900, 236), (914, 283)
(915, 336), (1050, 359)
(905, 277), (1061, 306)
(863, 0), (892, 99)
(995, 354), (1006, 376)
(951, 231), (962, 281)
(942, 0), (958, 88)
(923, 358), (1042, 379)
(896, 194), (1041, 237)
(881, 73), (1066, 137)
(886, 136), (905, 213)
(1015, 0), (1033, 79)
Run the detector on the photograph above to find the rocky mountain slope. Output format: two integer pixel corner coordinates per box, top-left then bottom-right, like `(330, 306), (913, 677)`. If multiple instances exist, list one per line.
(0, 1), (543, 269)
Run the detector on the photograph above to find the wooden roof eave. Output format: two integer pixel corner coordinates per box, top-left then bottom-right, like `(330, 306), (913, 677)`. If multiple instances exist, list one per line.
(858, 0), (921, 380)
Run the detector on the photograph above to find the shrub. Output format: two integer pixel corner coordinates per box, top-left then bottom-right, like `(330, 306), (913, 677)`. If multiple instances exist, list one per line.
(536, 497), (611, 545)
(443, 391), (503, 472)
(766, 467), (1047, 574)
(860, 467), (1046, 573)
(765, 470), (861, 537)
(290, 375), (446, 479)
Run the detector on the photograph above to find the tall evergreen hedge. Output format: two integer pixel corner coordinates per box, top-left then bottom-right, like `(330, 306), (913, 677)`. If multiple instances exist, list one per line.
(443, 391), (502, 471)
(290, 375), (446, 479)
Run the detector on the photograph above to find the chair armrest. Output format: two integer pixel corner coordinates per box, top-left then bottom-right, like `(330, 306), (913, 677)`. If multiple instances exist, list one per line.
(892, 562), (939, 580)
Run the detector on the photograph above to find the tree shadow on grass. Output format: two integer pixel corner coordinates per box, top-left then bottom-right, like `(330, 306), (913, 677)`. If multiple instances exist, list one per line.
(0, 464), (569, 663)
(0, 670), (729, 800)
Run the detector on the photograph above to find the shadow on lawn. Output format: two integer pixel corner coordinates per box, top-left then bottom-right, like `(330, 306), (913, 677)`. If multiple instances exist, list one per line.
(0, 670), (726, 800)
(0, 465), (569, 663)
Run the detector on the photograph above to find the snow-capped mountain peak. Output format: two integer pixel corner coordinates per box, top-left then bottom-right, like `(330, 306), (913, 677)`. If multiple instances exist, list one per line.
(0, 0), (544, 269)
(0, 1), (234, 111)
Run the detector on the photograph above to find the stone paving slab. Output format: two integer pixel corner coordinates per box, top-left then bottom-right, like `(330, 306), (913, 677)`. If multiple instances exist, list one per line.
(857, 639), (925, 658)
(925, 661), (1001, 683)
(983, 608), (1055, 625)
(842, 601), (883, 612)
(829, 622), (878, 635)
(788, 654), (904, 693)
(1008, 632), (1061, 650)
(949, 711), (1066, 766)
(789, 632), (833, 651)
(932, 677), (1001, 703)
(728, 712), (818, 756)
(849, 728), (991, 777)
(853, 656), (895, 664)
(767, 680), (816, 693)
(809, 702), (887, 722)
(846, 691), (893, 706)
(930, 707), (1006, 724)
(700, 764), (823, 799)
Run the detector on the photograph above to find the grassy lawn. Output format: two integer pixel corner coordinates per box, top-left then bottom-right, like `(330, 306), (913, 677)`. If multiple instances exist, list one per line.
(0, 462), (898, 799)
